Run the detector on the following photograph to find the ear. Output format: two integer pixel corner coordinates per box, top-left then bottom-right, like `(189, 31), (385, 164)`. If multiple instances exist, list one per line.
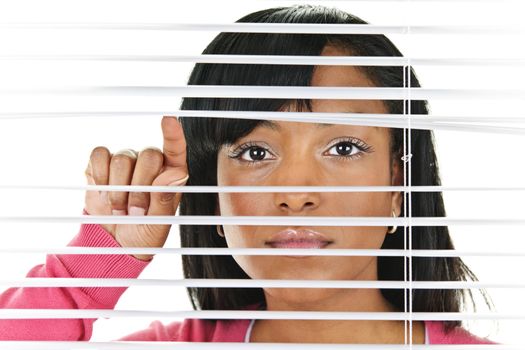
(390, 157), (403, 216)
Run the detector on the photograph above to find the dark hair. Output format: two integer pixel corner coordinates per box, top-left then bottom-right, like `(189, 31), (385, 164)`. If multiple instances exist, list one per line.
(178, 4), (494, 334)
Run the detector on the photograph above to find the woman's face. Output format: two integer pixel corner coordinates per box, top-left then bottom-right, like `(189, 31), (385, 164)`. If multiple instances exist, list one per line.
(216, 46), (403, 306)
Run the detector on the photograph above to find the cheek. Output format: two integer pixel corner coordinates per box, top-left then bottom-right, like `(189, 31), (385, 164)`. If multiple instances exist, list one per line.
(218, 192), (266, 216)
(218, 193), (266, 251)
(331, 190), (393, 218)
(332, 192), (393, 256)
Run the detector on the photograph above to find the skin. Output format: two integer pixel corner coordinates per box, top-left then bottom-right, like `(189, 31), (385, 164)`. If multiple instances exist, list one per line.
(215, 46), (425, 344)
(85, 117), (189, 261)
(84, 45), (424, 344)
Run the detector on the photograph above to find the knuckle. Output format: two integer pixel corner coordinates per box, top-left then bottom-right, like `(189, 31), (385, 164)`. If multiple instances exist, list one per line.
(139, 147), (164, 166)
(159, 192), (175, 205)
(91, 146), (110, 159)
(108, 192), (127, 209)
(164, 145), (186, 158)
(111, 152), (136, 168)
(114, 149), (138, 159)
(141, 146), (162, 155)
(129, 192), (149, 208)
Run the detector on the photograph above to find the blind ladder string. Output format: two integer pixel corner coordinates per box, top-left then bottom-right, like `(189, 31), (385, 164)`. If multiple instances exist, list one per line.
(408, 51), (414, 350)
(401, 3), (414, 345)
(402, 63), (409, 346)
(408, 9), (414, 348)
(401, 22), (408, 348)
(404, 0), (414, 350)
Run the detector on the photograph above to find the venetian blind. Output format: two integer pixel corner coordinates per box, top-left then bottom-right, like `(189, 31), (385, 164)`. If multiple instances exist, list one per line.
(0, 0), (524, 348)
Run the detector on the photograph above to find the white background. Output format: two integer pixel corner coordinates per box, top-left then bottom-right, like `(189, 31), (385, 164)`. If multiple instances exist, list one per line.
(0, 0), (524, 345)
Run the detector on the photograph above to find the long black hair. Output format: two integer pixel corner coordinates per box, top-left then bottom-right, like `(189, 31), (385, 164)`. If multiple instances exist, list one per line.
(177, 4), (494, 334)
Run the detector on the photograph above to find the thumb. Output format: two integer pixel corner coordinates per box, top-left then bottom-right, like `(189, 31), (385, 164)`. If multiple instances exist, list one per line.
(147, 170), (188, 216)
(147, 116), (189, 216)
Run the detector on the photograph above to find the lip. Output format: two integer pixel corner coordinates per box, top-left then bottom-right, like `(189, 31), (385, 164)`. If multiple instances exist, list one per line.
(265, 228), (333, 250)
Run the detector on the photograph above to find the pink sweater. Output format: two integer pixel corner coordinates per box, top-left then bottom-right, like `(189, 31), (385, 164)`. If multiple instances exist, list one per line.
(0, 219), (498, 344)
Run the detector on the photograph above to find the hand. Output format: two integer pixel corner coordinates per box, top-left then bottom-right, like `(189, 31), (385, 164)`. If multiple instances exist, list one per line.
(84, 117), (189, 261)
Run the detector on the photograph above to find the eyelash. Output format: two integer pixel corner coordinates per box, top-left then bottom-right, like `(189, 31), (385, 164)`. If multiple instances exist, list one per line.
(228, 142), (267, 166)
(228, 138), (374, 166)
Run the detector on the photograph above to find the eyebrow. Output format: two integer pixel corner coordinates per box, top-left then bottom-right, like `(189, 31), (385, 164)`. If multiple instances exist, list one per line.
(259, 120), (379, 131)
(259, 120), (332, 130)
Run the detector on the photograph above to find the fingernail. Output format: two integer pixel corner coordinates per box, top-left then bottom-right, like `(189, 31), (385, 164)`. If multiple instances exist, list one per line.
(112, 209), (127, 216)
(129, 206), (146, 216)
(168, 174), (189, 186)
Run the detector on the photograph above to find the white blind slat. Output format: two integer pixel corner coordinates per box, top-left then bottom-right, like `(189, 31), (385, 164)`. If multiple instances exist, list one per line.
(2, 55), (525, 66)
(0, 342), (521, 350)
(1, 279), (524, 289)
(1, 215), (523, 226)
(2, 23), (520, 34)
(0, 310), (521, 321)
(2, 184), (525, 193)
(1, 111), (525, 123)
(2, 86), (524, 100)
(1, 247), (524, 257)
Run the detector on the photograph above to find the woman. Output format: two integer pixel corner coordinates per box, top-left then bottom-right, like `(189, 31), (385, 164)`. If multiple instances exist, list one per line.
(0, 5), (497, 344)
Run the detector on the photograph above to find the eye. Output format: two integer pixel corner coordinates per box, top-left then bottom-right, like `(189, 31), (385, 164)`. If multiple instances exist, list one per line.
(228, 142), (275, 164)
(240, 147), (269, 162)
(327, 141), (359, 156)
(324, 138), (373, 160)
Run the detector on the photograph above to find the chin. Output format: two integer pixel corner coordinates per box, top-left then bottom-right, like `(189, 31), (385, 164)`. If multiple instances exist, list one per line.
(263, 263), (346, 281)
(264, 287), (343, 309)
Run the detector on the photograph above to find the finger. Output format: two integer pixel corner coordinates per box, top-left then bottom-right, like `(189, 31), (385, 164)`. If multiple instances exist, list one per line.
(161, 116), (187, 170)
(85, 147), (114, 235)
(85, 170), (114, 234)
(84, 169), (99, 213)
(108, 149), (137, 215)
(128, 147), (164, 215)
(87, 147), (111, 196)
(85, 171), (111, 214)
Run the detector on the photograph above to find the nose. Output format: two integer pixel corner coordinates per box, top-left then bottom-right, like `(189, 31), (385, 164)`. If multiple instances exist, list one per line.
(272, 169), (322, 213)
(274, 191), (321, 213)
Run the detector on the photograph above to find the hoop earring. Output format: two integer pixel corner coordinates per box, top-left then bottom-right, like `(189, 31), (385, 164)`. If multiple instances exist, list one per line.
(216, 225), (225, 238)
(387, 209), (397, 234)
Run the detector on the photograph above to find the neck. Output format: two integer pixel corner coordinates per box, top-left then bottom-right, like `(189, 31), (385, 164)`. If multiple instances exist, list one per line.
(251, 289), (425, 344)
(249, 258), (425, 344)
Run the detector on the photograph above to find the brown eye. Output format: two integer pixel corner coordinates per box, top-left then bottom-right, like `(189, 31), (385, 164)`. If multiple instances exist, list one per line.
(228, 143), (275, 164)
(228, 142), (275, 165)
(242, 147), (267, 161)
(327, 142), (359, 157)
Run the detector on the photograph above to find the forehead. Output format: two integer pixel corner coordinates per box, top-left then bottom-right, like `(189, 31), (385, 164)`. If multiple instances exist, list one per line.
(312, 45), (378, 88)
(311, 66), (375, 89)
(236, 45), (389, 136)
(307, 45), (388, 114)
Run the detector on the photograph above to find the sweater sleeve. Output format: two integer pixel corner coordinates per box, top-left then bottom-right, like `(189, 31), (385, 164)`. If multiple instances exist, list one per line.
(0, 210), (151, 341)
(117, 320), (183, 341)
